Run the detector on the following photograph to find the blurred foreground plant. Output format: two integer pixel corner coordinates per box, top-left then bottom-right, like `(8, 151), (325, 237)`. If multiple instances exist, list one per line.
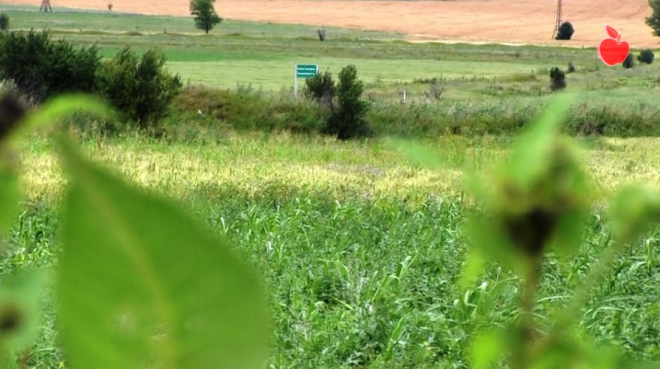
(0, 91), (271, 368)
(396, 92), (659, 369)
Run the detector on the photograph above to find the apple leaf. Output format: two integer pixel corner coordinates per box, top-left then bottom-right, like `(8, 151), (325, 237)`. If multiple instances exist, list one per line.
(605, 24), (618, 39)
(56, 137), (272, 369)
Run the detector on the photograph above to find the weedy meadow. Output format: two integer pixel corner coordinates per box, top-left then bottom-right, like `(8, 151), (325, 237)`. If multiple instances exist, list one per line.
(1, 90), (660, 369)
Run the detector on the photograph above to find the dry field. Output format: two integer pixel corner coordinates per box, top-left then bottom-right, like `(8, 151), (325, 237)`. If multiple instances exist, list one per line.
(6, 0), (659, 47)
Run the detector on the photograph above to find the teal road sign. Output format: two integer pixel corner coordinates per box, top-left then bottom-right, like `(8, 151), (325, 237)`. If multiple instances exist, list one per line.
(296, 64), (318, 78)
(294, 64), (319, 97)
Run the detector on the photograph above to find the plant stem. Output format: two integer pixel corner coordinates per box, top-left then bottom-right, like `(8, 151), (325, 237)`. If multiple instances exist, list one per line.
(514, 256), (541, 369)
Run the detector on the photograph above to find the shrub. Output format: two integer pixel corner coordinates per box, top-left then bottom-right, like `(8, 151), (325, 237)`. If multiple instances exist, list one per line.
(304, 70), (335, 112)
(303, 65), (371, 139)
(0, 30), (100, 104)
(549, 67), (566, 91)
(97, 46), (182, 130)
(555, 21), (574, 40)
(638, 49), (654, 64)
(623, 53), (634, 69)
(0, 14), (8, 31)
(326, 64), (372, 140)
(567, 61), (576, 73)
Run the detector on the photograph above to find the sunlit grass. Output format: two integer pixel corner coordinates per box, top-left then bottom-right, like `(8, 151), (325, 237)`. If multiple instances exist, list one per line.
(15, 133), (660, 207)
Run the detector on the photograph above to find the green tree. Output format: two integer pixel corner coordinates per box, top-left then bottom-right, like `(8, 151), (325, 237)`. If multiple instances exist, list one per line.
(0, 30), (100, 104)
(0, 13), (9, 31)
(190, 0), (223, 34)
(96, 46), (182, 130)
(647, 0), (660, 37)
(326, 65), (372, 140)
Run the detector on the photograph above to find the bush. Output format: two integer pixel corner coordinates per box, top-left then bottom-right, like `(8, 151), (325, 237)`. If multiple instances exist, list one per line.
(97, 46), (182, 130)
(0, 30), (100, 104)
(638, 49), (654, 64)
(303, 65), (371, 140)
(0, 14), (8, 31)
(555, 21), (574, 40)
(623, 53), (634, 69)
(304, 70), (335, 112)
(549, 67), (566, 91)
(567, 61), (576, 73)
(326, 65), (372, 140)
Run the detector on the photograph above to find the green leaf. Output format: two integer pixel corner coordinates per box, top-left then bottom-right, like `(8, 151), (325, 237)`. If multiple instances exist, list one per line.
(56, 137), (271, 369)
(463, 214), (527, 278)
(4, 94), (116, 145)
(505, 93), (574, 190)
(0, 270), (47, 354)
(548, 207), (588, 259)
(0, 166), (19, 239)
(471, 329), (506, 369)
(387, 138), (448, 170)
(609, 184), (660, 246)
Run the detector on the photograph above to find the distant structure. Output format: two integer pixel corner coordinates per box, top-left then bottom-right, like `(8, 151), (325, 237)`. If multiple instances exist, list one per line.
(552, 0), (562, 39)
(40, 0), (52, 12)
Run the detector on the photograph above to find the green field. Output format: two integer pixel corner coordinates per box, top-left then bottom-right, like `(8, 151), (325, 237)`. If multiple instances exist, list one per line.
(3, 4), (660, 368)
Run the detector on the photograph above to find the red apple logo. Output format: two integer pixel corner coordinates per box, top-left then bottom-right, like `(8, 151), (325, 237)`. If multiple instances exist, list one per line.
(598, 25), (630, 66)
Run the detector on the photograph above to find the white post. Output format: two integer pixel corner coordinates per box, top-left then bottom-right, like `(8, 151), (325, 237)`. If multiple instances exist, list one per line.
(402, 90), (407, 104)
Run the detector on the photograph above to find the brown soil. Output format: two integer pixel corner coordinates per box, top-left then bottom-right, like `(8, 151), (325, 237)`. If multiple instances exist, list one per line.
(5, 0), (658, 48)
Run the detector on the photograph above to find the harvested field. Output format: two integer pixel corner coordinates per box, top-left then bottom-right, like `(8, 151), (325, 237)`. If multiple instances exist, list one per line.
(5, 0), (658, 47)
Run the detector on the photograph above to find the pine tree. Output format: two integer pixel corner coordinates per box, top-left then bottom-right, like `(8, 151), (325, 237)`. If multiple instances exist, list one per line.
(190, 0), (222, 34)
(646, 0), (660, 37)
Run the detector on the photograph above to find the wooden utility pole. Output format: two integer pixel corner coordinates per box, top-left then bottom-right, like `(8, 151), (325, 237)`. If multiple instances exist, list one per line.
(40, 0), (52, 12)
(552, 0), (562, 39)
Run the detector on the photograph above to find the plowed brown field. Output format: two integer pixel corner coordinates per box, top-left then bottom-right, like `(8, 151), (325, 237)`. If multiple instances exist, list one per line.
(5, 0), (659, 47)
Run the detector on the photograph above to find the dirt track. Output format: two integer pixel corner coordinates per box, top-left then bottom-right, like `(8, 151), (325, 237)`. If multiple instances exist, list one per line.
(5, 0), (659, 47)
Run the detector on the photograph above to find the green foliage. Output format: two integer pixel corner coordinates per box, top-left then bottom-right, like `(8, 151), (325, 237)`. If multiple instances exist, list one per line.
(0, 30), (100, 104)
(638, 49), (655, 64)
(189, 0), (223, 34)
(172, 85), (324, 134)
(396, 92), (660, 369)
(0, 14), (8, 31)
(97, 46), (183, 130)
(304, 70), (335, 108)
(308, 65), (372, 140)
(549, 67), (566, 91)
(0, 93), (271, 368)
(0, 271), (47, 363)
(56, 138), (271, 369)
(646, 0), (660, 37)
(623, 53), (635, 69)
(555, 22), (574, 40)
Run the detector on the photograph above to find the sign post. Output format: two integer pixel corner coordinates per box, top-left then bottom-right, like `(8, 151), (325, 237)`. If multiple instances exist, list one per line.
(294, 64), (318, 97)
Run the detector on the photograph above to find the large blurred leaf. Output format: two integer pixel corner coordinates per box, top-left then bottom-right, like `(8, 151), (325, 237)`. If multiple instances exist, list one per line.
(388, 138), (448, 171)
(56, 137), (271, 369)
(0, 270), (46, 356)
(470, 329), (507, 369)
(0, 166), (19, 239)
(4, 94), (116, 145)
(504, 93), (574, 190)
(609, 184), (660, 246)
